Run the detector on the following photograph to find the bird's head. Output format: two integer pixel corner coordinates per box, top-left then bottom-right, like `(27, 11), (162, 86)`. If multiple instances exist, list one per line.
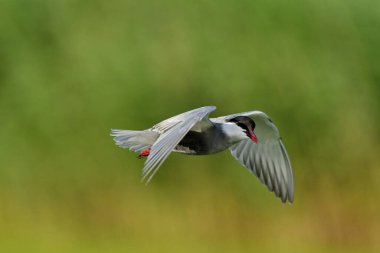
(228, 116), (258, 143)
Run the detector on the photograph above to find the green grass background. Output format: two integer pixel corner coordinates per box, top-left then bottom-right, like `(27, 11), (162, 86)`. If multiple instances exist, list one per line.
(1, 0), (380, 252)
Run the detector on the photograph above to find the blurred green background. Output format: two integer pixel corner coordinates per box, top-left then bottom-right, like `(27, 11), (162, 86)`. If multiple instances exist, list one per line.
(1, 0), (380, 252)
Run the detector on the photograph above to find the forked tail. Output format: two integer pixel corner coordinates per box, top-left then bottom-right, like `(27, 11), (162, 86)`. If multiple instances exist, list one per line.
(111, 129), (159, 154)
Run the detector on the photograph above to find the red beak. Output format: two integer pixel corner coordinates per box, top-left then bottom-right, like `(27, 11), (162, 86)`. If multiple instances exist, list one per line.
(250, 131), (258, 143)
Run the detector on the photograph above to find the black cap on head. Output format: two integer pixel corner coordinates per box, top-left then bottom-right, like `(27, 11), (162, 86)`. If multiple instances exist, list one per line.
(229, 116), (258, 143)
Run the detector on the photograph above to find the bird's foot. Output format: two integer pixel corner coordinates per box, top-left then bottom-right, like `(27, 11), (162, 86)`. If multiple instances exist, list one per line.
(138, 148), (151, 158)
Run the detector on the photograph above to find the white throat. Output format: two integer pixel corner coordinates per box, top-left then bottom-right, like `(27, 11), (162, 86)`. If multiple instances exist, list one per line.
(220, 123), (249, 144)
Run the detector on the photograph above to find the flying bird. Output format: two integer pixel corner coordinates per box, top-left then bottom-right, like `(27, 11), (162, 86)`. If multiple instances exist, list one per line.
(111, 106), (294, 203)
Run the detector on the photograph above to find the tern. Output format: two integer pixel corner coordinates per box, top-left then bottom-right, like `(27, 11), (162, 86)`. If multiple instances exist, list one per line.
(111, 106), (294, 203)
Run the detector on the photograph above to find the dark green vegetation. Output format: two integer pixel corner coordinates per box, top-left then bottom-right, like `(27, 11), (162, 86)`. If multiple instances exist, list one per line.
(1, 0), (379, 252)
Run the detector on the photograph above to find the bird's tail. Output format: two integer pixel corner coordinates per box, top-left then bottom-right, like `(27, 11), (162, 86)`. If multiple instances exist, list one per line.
(111, 129), (159, 153)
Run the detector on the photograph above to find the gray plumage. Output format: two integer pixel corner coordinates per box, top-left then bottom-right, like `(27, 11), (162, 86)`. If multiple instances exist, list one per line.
(111, 106), (294, 203)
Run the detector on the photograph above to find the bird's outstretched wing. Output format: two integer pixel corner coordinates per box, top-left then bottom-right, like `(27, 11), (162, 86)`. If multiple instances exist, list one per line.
(142, 106), (216, 183)
(228, 112), (294, 203)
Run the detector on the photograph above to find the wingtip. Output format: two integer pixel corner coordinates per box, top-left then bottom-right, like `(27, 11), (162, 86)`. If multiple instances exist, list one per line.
(140, 173), (151, 185)
(203, 105), (217, 111)
(283, 194), (294, 204)
(288, 194), (294, 204)
(278, 191), (294, 204)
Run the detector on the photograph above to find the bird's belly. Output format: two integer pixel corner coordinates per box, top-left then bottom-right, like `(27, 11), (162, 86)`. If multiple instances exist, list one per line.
(173, 130), (228, 155)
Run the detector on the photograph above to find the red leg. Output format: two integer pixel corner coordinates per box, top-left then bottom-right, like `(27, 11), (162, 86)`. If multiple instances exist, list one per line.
(138, 148), (151, 158)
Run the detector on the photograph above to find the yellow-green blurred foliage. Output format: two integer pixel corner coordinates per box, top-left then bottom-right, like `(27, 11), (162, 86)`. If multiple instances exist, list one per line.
(1, 0), (379, 252)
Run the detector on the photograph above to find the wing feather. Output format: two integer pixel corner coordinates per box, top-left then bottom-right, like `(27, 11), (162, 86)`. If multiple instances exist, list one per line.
(228, 112), (294, 203)
(142, 106), (216, 183)
(230, 138), (293, 203)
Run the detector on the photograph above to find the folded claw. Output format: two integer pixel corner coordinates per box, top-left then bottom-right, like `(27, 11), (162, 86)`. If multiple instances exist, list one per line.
(138, 148), (151, 158)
